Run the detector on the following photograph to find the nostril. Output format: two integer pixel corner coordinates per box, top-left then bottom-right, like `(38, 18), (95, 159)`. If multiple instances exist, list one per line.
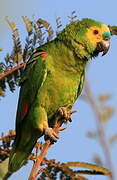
(104, 37), (110, 41)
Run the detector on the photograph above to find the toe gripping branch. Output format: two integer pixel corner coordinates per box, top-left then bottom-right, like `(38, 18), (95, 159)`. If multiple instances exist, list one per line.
(57, 105), (77, 123)
(44, 105), (77, 143)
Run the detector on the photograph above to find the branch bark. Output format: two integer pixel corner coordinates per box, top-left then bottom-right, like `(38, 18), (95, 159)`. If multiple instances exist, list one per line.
(0, 63), (26, 81)
(28, 117), (65, 180)
(28, 140), (51, 180)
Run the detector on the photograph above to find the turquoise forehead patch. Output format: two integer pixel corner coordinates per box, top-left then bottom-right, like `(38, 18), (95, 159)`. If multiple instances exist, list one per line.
(103, 32), (111, 39)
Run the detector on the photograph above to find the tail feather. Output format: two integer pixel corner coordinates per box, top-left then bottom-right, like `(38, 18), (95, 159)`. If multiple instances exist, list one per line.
(9, 150), (29, 172)
(8, 127), (42, 174)
(8, 137), (37, 173)
(3, 172), (12, 180)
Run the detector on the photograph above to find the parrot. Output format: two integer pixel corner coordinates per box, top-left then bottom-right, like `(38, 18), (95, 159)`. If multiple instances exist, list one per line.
(8, 18), (111, 174)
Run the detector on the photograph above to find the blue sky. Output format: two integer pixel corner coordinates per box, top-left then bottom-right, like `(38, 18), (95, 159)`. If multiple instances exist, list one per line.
(0, 0), (117, 179)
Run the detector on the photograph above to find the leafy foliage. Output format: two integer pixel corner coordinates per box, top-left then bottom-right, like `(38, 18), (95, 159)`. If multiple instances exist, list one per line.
(38, 159), (89, 180)
(0, 130), (15, 162)
(0, 16), (56, 97)
(38, 159), (111, 180)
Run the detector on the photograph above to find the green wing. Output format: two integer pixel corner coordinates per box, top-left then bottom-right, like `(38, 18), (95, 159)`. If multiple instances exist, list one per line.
(77, 70), (85, 97)
(16, 51), (48, 132)
(8, 51), (49, 173)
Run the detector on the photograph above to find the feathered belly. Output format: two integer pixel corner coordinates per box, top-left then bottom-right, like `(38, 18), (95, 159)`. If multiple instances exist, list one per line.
(38, 74), (79, 120)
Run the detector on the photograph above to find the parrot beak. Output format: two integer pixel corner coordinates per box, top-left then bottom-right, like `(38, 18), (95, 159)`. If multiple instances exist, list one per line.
(97, 37), (110, 56)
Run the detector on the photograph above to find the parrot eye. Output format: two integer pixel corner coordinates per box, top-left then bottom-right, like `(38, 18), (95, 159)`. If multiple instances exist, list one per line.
(93, 30), (99, 35)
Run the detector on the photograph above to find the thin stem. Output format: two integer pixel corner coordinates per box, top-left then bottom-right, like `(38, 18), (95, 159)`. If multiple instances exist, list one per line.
(84, 80), (114, 180)
(28, 140), (51, 180)
(28, 119), (64, 180)
(0, 62), (26, 81)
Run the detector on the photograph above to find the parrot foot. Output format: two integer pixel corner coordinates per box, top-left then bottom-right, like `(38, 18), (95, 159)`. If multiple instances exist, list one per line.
(57, 106), (77, 122)
(44, 127), (59, 142)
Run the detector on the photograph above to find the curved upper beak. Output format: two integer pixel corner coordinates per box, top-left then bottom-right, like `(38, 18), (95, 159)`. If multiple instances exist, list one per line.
(97, 37), (110, 56)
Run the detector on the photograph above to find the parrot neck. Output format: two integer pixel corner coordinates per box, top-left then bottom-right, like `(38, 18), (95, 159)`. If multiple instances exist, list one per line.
(48, 40), (87, 73)
(56, 37), (93, 61)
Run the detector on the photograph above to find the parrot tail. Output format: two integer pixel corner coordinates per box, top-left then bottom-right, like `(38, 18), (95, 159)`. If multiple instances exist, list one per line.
(8, 136), (37, 173)
(3, 172), (12, 180)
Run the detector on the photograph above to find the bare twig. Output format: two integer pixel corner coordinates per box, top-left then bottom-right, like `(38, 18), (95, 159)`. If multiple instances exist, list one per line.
(109, 26), (117, 35)
(28, 140), (51, 180)
(43, 158), (112, 177)
(0, 62), (26, 81)
(0, 148), (10, 152)
(62, 161), (112, 177)
(84, 80), (114, 180)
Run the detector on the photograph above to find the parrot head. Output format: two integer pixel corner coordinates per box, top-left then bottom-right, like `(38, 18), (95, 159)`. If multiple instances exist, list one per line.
(57, 18), (111, 59)
(86, 22), (111, 57)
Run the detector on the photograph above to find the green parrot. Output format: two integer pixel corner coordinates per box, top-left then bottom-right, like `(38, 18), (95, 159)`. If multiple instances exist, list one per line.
(8, 18), (111, 174)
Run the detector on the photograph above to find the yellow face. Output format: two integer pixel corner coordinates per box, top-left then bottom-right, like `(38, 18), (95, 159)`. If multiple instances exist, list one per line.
(86, 24), (110, 46)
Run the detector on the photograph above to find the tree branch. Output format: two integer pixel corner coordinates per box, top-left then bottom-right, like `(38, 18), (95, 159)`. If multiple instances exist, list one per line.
(28, 140), (51, 180)
(0, 62), (26, 81)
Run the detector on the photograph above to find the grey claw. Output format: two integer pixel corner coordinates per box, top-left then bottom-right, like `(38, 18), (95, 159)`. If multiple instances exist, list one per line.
(44, 128), (59, 142)
(59, 127), (67, 131)
(57, 107), (72, 122)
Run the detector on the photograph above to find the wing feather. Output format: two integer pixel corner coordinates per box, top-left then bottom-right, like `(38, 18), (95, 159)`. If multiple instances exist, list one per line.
(16, 51), (48, 130)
